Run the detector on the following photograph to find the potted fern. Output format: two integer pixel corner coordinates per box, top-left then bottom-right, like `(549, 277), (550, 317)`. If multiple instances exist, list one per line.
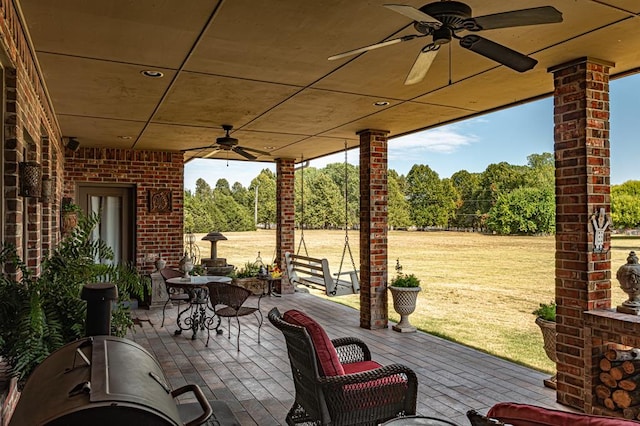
(388, 259), (422, 333)
(533, 301), (557, 389)
(0, 212), (148, 386)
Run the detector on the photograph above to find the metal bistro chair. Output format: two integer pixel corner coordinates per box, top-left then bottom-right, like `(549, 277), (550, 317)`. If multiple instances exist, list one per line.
(207, 282), (262, 351)
(160, 267), (190, 328)
(268, 307), (418, 426)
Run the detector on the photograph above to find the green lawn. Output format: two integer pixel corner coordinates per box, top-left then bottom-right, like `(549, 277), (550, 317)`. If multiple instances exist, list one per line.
(191, 230), (634, 373)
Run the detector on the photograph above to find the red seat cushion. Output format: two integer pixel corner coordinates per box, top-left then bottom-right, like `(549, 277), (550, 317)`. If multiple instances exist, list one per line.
(487, 402), (638, 426)
(343, 360), (382, 375)
(283, 309), (344, 376)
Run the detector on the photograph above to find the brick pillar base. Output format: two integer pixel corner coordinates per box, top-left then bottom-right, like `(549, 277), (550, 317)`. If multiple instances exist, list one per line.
(276, 158), (295, 294)
(549, 57), (612, 410)
(358, 129), (389, 329)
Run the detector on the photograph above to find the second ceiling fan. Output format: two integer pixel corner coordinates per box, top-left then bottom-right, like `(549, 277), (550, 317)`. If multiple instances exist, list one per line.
(329, 1), (563, 85)
(188, 125), (270, 161)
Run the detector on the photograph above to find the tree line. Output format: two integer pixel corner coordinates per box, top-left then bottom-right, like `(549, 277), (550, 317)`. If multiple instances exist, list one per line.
(184, 152), (640, 235)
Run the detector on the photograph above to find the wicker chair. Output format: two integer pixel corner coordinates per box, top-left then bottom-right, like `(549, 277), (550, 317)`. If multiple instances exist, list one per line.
(207, 282), (262, 351)
(160, 267), (189, 327)
(268, 307), (418, 426)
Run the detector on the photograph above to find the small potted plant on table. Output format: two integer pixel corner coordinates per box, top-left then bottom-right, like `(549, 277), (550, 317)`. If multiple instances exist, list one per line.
(388, 259), (422, 333)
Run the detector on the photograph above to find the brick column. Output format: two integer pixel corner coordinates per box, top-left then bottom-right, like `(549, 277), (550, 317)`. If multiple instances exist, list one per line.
(358, 129), (389, 329)
(276, 158), (295, 294)
(549, 58), (613, 410)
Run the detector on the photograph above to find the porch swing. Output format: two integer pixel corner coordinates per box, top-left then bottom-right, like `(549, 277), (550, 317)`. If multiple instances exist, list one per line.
(284, 145), (360, 296)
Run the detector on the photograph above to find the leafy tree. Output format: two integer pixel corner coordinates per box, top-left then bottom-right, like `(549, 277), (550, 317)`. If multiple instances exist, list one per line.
(612, 181), (640, 229)
(388, 170), (412, 229)
(486, 186), (555, 235)
(195, 178), (213, 199)
(250, 169), (276, 228)
(477, 162), (527, 214)
(450, 170), (481, 229)
(406, 165), (457, 228)
(305, 170), (342, 228)
(215, 178), (232, 196)
(324, 162), (360, 228)
(295, 166), (316, 228)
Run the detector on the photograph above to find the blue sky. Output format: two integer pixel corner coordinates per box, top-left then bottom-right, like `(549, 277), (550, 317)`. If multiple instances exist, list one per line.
(185, 73), (640, 190)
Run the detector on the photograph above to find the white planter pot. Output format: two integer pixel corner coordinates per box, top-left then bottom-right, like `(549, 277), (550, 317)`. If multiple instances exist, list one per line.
(389, 286), (421, 333)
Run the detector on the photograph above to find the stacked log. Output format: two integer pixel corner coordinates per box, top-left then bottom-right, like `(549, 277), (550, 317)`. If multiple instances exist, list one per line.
(597, 348), (640, 419)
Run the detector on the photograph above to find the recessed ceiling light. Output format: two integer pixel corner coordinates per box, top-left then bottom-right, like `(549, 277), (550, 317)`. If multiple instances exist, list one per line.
(118, 135), (132, 140)
(264, 146), (275, 150)
(141, 70), (164, 78)
(374, 101), (390, 107)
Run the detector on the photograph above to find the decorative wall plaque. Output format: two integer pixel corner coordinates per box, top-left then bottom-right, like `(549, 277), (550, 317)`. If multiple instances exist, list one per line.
(148, 189), (172, 213)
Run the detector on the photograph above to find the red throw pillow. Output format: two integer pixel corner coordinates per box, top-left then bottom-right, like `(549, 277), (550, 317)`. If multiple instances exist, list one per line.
(342, 360), (382, 375)
(283, 309), (344, 377)
(487, 402), (638, 426)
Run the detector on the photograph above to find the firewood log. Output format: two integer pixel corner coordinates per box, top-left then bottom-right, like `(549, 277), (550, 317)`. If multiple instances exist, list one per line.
(610, 366), (628, 381)
(600, 357), (615, 372)
(596, 384), (612, 399)
(613, 389), (640, 409)
(604, 397), (616, 410)
(600, 371), (618, 388)
(622, 360), (640, 375)
(619, 374), (640, 392)
(605, 348), (640, 361)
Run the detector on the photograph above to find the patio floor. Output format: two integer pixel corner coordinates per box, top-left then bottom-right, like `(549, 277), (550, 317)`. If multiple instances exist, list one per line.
(129, 290), (566, 425)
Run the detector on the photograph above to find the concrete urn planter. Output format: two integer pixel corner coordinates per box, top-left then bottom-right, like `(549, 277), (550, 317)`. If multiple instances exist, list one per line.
(535, 316), (557, 389)
(389, 286), (421, 333)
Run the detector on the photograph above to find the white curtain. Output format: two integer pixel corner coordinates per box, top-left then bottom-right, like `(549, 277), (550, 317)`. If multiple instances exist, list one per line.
(90, 195), (122, 264)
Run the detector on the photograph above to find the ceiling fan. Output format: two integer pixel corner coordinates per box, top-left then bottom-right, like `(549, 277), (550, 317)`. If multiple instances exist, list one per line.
(186, 125), (270, 161)
(328, 1), (563, 85)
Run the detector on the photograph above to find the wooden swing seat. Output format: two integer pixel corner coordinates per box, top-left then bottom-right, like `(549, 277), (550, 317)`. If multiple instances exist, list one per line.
(284, 252), (359, 296)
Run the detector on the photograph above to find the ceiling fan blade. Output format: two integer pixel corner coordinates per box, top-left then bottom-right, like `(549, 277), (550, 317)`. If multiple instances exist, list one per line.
(459, 35), (537, 72)
(232, 146), (258, 160)
(202, 148), (221, 159)
(404, 45), (439, 85)
(329, 35), (420, 61)
(239, 146), (271, 156)
(384, 4), (440, 25)
(470, 6), (562, 31)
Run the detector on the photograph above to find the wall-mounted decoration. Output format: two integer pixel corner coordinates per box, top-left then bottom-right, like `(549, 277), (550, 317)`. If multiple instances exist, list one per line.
(148, 189), (172, 213)
(41, 176), (53, 203)
(590, 207), (611, 253)
(19, 161), (42, 198)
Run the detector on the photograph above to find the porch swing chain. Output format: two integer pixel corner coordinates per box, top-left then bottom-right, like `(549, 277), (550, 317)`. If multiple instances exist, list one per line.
(296, 155), (309, 257)
(334, 141), (358, 291)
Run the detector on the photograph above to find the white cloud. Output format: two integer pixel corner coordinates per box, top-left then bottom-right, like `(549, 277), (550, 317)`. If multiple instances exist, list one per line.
(390, 126), (477, 159)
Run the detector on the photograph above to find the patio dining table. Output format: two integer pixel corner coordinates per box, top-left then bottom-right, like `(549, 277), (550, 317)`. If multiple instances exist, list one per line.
(166, 275), (232, 345)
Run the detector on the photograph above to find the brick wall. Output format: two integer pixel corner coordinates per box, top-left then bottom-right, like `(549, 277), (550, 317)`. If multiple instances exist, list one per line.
(1, 0), (63, 269)
(276, 158), (295, 294)
(358, 129), (389, 329)
(551, 58), (612, 410)
(63, 148), (184, 272)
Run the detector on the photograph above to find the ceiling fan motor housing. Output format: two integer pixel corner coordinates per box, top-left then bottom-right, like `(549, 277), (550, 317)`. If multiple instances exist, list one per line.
(419, 1), (472, 26)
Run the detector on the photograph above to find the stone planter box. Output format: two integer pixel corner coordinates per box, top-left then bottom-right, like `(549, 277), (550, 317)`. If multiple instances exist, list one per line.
(233, 277), (263, 296)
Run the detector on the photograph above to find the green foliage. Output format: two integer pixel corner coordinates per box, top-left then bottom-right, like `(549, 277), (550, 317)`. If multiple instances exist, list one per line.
(612, 181), (640, 229)
(406, 165), (457, 228)
(233, 261), (261, 278)
(486, 186), (555, 235)
(388, 170), (412, 229)
(0, 212), (148, 384)
(390, 273), (421, 288)
(532, 301), (556, 322)
(184, 177), (255, 233)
